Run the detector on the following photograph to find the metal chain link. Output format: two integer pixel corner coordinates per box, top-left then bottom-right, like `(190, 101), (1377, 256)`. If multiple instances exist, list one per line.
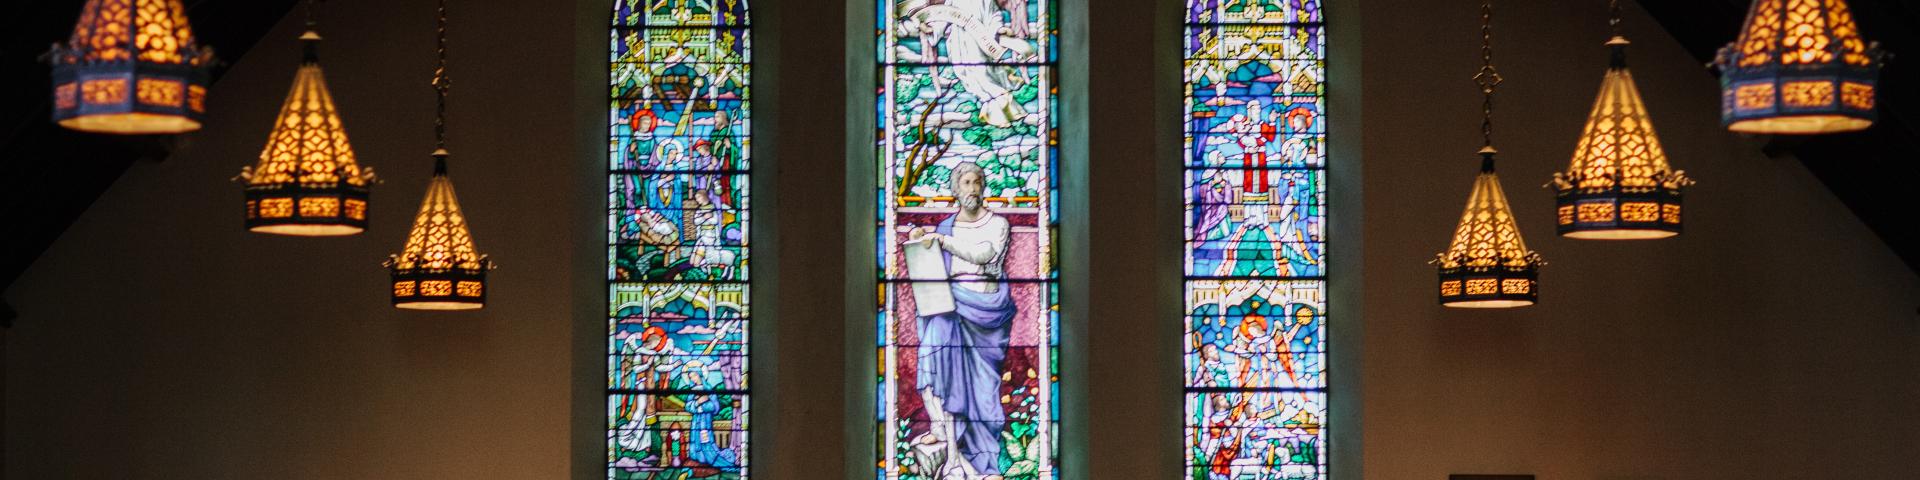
(1609, 0), (1623, 37)
(1472, 0), (1501, 149)
(432, 0), (450, 152)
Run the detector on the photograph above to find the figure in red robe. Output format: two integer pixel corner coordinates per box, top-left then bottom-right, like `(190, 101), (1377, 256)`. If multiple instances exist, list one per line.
(1237, 100), (1278, 194)
(1205, 395), (1246, 479)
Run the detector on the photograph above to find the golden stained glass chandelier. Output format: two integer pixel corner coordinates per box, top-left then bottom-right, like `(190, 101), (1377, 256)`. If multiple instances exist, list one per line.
(239, 2), (377, 236)
(1435, 0), (1542, 309)
(1715, 0), (1884, 134)
(1550, 1), (1695, 240)
(47, 0), (214, 134)
(386, 0), (492, 310)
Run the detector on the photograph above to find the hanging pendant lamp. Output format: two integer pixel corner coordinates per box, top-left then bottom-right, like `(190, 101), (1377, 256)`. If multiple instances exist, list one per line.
(386, 0), (492, 310)
(240, 1), (377, 236)
(47, 0), (215, 135)
(1436, 0), (1542, 309)
(1551, 1), (1694, 240)
(1715, 0), (1884, 134)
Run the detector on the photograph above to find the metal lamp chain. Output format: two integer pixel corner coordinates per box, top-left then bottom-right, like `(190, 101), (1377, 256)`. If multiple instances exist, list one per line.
(1473, 0), (1501, 149)
(432, 0), (450, 153)
(1609, 0), (1622, 37)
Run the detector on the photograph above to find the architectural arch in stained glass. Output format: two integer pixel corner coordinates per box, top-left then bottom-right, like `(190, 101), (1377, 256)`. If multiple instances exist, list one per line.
(876, 0), (1060, 478)
(1183, 0), (1329, 478)
(607, 1), (751, 478)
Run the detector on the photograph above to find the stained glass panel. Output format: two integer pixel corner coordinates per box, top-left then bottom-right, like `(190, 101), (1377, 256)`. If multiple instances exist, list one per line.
(609, 1), (750, 477)
(608, 394), (749, 479)
(1185, 391), (1327, 479)
(1184, 1), (1326, 478)
(879, 0), (1059, 478)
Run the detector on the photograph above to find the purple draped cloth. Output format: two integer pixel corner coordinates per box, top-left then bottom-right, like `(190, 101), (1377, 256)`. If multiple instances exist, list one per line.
(916, 216), (1017, 475)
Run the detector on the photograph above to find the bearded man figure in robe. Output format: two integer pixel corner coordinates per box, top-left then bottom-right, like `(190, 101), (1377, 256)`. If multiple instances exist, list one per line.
(904, 161), (1016, 478)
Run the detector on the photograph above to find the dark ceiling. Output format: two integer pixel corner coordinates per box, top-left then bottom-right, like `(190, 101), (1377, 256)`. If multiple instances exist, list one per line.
(0, 0), (1915, 300)
(0, 0), (298, 295)
(1641, 0), (1920, 274)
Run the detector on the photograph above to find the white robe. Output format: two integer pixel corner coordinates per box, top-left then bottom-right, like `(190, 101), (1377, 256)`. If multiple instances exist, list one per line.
(940, 212), (1010, 294)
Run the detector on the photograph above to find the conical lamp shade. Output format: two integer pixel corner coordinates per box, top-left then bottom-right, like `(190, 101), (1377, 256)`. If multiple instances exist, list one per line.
(1437, 151), (1541, 308)
(242, 32), (374, 236)
(1716, 0), (1883, 134)
(1552, 38), (1692, 240)
(48, 0), (214, 134)
(387, 153), (490, 310)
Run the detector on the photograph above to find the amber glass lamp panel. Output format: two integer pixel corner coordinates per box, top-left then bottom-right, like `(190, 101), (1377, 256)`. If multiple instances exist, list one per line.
(244, 51), (373, 237)
(1437, 157), (1541, 309)
(1557, 40), (1687, 241)
(1719, 0), (1880, 134)
(388, 165), (487, 311)
(50, 0), (212, 135)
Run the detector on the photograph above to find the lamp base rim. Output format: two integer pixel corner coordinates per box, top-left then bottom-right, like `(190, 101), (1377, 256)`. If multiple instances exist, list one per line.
(1443, 299), (1536, 309)
(57, 113), (202, 135)
(1561, 228), (1679, 240)
(1727, 115), (1872, 135)
(249, 224), (365, 236)
(394, 301), (485, 311)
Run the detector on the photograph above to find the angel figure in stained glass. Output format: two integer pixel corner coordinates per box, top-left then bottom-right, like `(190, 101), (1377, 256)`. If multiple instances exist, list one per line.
(900, 0), (1037, 128)
(1269, 307), (1316, 388)
(1228, 310), (1279, 387)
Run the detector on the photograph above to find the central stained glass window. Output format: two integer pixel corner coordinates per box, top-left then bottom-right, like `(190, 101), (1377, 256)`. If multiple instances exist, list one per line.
(876, 0), (1059, 478)
(607, 1), (751, 478)
(1183, 1), (1328, 478)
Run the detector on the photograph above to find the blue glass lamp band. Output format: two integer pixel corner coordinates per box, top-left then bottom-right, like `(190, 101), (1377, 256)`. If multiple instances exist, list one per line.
(1553, 188), (1683, 236)
(51, 61), (210, 126)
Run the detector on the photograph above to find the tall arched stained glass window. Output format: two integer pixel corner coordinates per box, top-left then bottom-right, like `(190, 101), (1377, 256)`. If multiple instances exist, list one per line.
(1183, 1), (1327, 478)
(877, 0), (1059, 478)
(607, 1), (751, 478)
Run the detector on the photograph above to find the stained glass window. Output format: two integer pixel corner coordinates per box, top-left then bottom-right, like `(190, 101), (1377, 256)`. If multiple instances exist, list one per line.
(1183, 0), (1327, 478)
(877, 0), (1059, 478)
(608, 1), (750, 478)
